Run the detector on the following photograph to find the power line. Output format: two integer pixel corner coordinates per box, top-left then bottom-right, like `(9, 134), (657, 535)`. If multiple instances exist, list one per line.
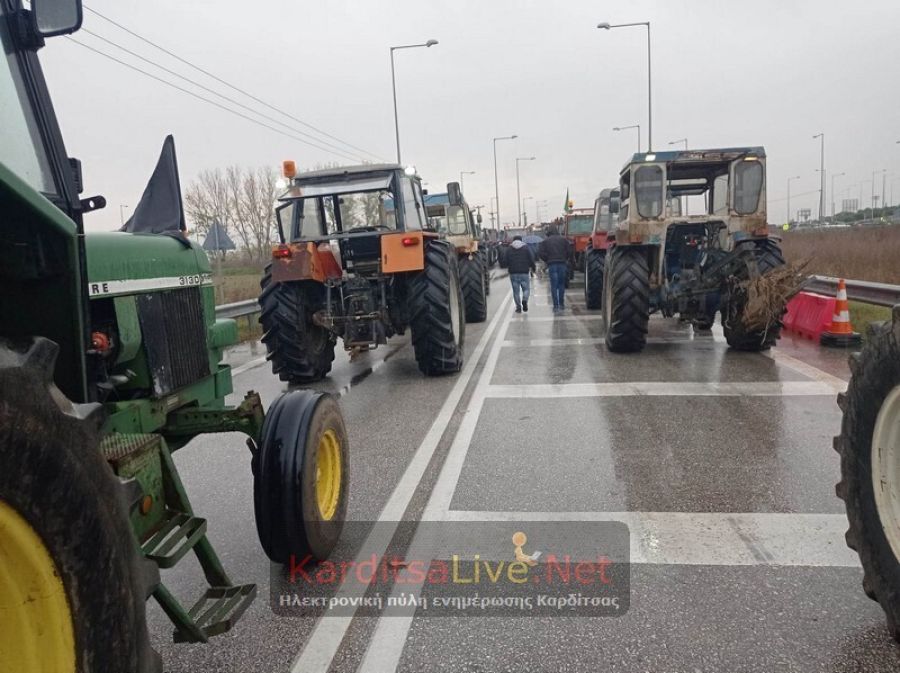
(79, 27), (365, 162)
(66, 36), (363, 162)
(82, 4), (384, 162)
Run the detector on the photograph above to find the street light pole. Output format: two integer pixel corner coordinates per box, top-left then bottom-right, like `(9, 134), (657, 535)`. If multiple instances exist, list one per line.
(786, 175), (800, 226)
(119, 204), (129, 226)
(613, 125), (641, 153)
(813, 133), (825, 222)
(599, 21), (652, 150)
(390, 40), (438, 164)
(493, 134), (517, 229)
(668, 138), (688, 149)
(459, 170), (475, 192)
(830, 172), (845, 217)
(515, 157), (536, 228)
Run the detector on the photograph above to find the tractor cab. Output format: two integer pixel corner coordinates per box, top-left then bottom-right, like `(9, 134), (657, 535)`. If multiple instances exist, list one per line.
(424, 184), (481, 254)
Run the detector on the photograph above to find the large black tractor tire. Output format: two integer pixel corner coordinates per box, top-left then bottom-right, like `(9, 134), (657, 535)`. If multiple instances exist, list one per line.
(498, 247), (508, 269)
(481, 250), (492, 297)
(603, 247), (651, 353)
(254, 390), (348, 564)
(459, 254), (488, 323)
(835, 309), (900, 641)
(0, 338), (161, 673)
(409, 240), (466, 375)
(722, 239), (785, 351)
(584, 247), (606, 310)
(259, 264), (336, 383)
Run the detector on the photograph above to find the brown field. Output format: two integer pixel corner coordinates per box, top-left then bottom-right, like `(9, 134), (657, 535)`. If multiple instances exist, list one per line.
(780, 225), (900, 284)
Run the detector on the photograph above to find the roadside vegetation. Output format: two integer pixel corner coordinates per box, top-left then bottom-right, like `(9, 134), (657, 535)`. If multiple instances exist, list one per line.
(781, 224), (900, 284)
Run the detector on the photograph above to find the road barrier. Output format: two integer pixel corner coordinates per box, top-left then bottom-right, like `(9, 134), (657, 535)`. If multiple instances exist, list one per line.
(803, 276), (900, 308)
(783, 292), (835, 341)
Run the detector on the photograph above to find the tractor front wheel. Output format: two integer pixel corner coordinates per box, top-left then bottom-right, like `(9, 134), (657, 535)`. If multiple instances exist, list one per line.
(584, 247), (606, 310)
(0, 338), (160, 673)
(259, 264), (336, 383)
(603, 247), (650, 353)
(253, 390), (348, 564)
(722, 240), (785, 351)
(835, 308), (900, 640)
(409, 240), (465, 375)
(459, 253), (488, 323)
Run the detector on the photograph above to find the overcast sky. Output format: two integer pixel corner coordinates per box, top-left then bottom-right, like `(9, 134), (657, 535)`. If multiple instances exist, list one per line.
(39, 0), (900, 232)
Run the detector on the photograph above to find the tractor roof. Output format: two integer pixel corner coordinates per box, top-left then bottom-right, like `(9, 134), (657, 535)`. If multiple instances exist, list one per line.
(424, 193), (450, 206)
(621, 147), (765, 173)
(293, 163), (403, 182)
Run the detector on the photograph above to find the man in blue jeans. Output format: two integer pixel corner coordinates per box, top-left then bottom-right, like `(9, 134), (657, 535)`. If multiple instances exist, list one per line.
(538, 225), (572, 312)
(505, 236), (535, 313)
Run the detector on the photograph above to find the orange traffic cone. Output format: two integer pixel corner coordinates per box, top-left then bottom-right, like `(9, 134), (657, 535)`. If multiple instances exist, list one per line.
(820, 279), (862, 347)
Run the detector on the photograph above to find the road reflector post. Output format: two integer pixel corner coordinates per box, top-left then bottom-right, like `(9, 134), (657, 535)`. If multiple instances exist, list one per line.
(820, 278), (862, 347)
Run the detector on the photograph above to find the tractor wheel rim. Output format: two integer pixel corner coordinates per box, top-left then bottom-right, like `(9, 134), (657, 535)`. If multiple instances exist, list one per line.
(0, 500), (75, 672)
(316, 429), (342, 521)
(873, 383), (900, 561)
(449, 269), (462, 346)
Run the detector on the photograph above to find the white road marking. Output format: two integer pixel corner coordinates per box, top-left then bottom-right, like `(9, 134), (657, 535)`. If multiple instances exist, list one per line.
(766, 349), (848, 387)
(358, 298), (516, 673)
(289, 291), (513, 673)
(486, 380), (843, 398)
(442, 511), (858, 567)
(230, 355), (268, 377)
(501, 336), (716, 347)
(512, 315), (605, 322)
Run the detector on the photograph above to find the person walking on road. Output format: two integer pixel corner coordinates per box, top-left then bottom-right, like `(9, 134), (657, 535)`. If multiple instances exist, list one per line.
(506, 235), (535, 313)
(538, 225), (571, 312)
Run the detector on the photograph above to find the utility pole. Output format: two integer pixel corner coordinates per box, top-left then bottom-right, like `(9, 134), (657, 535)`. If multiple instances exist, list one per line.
(813, 133), (825, 222)
(492, 135), (517, 230)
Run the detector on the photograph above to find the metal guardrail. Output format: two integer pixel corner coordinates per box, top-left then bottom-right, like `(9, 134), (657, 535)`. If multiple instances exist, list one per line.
(215, 299), (259, 320)
(804, 276), (900, 308)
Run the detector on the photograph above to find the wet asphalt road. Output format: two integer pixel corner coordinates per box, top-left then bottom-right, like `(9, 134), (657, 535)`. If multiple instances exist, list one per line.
(149, 269), (900, 672)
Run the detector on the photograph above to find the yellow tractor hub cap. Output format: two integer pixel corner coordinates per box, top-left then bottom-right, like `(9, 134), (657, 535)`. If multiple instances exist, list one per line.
(315, 429), (342, 521)
(0, 499), (75, 672)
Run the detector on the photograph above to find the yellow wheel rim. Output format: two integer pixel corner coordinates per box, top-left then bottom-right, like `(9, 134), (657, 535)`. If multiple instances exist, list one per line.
(0, 500), (75, 673)
(315, 429), (342, 521)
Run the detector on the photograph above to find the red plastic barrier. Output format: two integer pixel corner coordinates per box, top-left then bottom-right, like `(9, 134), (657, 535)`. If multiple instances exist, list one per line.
(783, 292), (836, 341)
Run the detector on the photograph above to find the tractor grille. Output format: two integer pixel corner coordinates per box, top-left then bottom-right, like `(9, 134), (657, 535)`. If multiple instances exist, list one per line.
(136, 287), (209, 397)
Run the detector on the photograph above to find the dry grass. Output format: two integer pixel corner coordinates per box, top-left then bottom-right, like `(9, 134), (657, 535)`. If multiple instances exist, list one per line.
(780, 225), (900, 284)
(740, 262), (809, 332)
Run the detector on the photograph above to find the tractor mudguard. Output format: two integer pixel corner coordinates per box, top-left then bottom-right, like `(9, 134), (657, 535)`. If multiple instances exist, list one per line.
(270, 242), (338, 284)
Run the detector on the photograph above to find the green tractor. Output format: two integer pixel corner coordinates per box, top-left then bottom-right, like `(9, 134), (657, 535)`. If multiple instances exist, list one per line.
(835, 308), (900, 641)
(0, 1), (348, 670)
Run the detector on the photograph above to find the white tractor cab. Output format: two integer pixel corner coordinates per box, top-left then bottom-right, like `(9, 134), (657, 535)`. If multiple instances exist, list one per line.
(603, 147), (784, 353)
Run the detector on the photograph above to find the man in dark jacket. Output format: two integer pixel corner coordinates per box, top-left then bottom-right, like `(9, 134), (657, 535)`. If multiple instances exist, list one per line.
(538, 225), (571, 311)
(506, 235), (535, 313)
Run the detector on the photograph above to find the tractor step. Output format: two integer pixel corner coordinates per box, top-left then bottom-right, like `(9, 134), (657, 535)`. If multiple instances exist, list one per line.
(173, 583), (257, 643)
(141, 510), (207, 568)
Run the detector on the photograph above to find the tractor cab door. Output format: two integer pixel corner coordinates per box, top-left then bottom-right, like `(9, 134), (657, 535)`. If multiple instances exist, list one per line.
(1, 0), (92, 401)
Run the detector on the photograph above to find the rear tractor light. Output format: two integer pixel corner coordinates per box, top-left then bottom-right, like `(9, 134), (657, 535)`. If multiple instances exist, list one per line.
(273, 244), (292, 259)
(401, 237), (419, 247)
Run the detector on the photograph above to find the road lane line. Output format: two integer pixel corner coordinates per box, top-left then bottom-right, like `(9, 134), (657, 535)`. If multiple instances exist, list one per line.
(442, 510), (858, 567)
(358, 299), (516, 673)
(512, 315), (605, 322)
(230, 354), (267, 377)
(288, 291), (512, 673)
(485, 380), (843, 398)
(765, 349), (848, 387)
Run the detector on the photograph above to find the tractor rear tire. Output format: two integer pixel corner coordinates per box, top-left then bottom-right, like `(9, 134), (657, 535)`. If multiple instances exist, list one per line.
(254, 390), (348, 564)
(459, 254), (488, 323)
(603, 247), (650, 353)
(259, 264), (336, 383)
(584, 247), (606, 310)
(409, 240), (466, 375)
(0, 338), (160, 673)
(834, 309), (900, 641)
(722, 240), (785, 351)
(482, 250), (492, 296)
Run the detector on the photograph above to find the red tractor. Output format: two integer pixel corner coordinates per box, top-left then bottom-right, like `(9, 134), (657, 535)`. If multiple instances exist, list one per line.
(584, 188), (620, 309)
(563, 208), (594, 280)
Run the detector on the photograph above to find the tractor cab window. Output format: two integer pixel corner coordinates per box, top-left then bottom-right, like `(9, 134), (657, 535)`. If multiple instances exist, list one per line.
(336, 190), (395, 231)
(401, 178), (424, 230)
(446, 205), (469, 235)
(566, 215), (593, 234)
(733, 159), (764, 214)
(712, 173), (729, 215)
(1, 7), (56, 195)
(634, 165), (664, 218)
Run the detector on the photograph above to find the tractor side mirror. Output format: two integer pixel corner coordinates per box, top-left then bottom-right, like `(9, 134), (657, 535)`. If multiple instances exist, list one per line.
(476, 212), (483, 224)
(32, 0), (83, 37)
(447, 182), (462, 206)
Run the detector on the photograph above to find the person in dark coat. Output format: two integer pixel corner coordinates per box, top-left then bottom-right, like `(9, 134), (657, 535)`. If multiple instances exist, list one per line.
(505, 235), (536, 313)
(538, 225), (571, 311)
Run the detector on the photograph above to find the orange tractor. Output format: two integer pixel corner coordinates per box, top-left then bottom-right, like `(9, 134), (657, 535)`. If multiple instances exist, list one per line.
(563, 207), (594, 280)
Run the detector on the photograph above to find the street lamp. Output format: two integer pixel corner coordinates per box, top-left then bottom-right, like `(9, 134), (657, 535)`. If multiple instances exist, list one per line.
(459, 170), (475, 192)
(493, 134), (517, 229)
(613, 125), (641, 153)
(598, 21), (652, 150)
(119, 204), (129, 226)
(390, 40), (438, 164)
(786, 175), (800, 226)
(522, 196), (534, 227)
(812, 133), (825, 222)
(830, 172), (845, 218)
(515, 157), (536, 228)
(668, 138), (688, 149)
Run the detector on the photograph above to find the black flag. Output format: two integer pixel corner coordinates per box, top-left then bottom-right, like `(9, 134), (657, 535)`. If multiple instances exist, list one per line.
(121, 135), (186, 234)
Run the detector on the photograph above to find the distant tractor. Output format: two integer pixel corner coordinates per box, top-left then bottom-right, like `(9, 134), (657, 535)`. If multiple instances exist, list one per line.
(563, 207), (594, 279)
(834, 308), (900, 641)
(583, 188), (620, 309)
(260, 164), (465, 381)
(603, 147), (784, 352)
(425, 184), (490, 323)
(1, 2), (348, 669)
(497, 226), (527, 268)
